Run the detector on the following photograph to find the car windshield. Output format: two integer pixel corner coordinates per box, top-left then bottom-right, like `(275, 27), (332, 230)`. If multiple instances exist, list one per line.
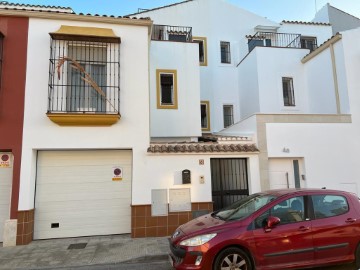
(213, 193), (277, 221)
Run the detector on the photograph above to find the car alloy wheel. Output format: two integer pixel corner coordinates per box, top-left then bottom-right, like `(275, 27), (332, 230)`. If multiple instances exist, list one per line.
(214, 247), (252, 270)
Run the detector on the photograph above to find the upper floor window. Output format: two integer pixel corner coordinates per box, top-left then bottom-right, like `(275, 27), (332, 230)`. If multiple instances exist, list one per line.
(300, 36), (317, 52)
(48, 26), (120, 115)
(312, 195), (349, 219)
(282, 77), (295, 106)
(156, 69), (178, 109)
(201, 101), (210, 132)
(223, 104), (234, 128)
(193, 37), (207, 66)
(220, 41), (231, 64)
(0, 32), (3, 89)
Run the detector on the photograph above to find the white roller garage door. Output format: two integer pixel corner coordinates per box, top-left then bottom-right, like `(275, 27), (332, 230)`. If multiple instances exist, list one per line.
(34, 150), (132, 240)
(0, 153), (13, 243)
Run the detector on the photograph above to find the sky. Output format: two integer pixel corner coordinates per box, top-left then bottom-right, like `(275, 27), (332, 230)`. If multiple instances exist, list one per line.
(7, 0), (360, 22)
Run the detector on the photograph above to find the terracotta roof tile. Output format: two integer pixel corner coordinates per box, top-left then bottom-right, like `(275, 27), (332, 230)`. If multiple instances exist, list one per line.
(282, 20), (331, 26)
(0, 1), (74, 13)
(0, 1), (152, 21)
(147, 143), (259, 153)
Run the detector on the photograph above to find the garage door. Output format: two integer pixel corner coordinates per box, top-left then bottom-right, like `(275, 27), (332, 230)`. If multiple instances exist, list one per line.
(0, 153), (13, 243)
(34, 150), (132, 240)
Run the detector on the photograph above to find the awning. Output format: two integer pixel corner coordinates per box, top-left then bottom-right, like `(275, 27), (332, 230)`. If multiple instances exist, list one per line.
(50, 25), (121, 43)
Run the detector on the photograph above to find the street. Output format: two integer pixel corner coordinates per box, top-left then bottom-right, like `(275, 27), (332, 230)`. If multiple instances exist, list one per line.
(58, 261), (357, 270)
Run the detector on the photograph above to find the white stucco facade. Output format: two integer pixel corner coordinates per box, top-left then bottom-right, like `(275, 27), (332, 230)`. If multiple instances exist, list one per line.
(19, 18), (151, 210)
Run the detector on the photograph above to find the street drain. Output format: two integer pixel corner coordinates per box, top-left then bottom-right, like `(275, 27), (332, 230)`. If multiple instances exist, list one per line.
(68, 243), (87, 250)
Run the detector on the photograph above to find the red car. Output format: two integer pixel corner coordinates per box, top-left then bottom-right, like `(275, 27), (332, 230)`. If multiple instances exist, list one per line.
(169, 189), (360, 270)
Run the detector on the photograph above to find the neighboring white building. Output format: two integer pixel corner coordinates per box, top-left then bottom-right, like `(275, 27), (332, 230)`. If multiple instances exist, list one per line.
(313, 3), (360, 34)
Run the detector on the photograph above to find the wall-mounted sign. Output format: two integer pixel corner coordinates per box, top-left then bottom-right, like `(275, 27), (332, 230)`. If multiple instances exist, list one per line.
(112, 167), (123, 181)
(0, 154), (11, 168)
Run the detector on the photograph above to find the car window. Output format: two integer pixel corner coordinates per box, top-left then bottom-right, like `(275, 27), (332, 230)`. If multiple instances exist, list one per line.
(215, 194), (277, 221)
(312, 195), (349, 219)
(271, 196), (305, 225)
(253, 196), (305, 229)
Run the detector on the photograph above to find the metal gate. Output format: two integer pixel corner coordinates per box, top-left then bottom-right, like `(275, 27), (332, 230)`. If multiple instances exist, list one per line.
(211, 158), (249, 211)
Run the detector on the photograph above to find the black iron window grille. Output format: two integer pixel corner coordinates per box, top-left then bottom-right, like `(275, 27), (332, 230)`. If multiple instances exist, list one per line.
(282, 77), (295, 106)
(0, 32), (4, 89)
(48, 36), (120, 114)
(220, 41), (231, 64)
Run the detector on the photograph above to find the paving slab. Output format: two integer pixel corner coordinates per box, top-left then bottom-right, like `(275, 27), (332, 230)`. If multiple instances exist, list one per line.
(0, 234), (169, 270)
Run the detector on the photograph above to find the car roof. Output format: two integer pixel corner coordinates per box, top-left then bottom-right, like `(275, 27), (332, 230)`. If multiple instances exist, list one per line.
(261, 188), (351, 197)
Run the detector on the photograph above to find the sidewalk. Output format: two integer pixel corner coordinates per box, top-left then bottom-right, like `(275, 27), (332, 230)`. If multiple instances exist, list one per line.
(0, 235), (169, 270)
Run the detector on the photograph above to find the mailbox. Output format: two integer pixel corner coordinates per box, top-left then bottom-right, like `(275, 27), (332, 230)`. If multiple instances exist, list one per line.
(182, 169), (191, 184)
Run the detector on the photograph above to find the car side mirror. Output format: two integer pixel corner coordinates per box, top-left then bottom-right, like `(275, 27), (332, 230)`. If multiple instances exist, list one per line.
(264, 216), (280, 232)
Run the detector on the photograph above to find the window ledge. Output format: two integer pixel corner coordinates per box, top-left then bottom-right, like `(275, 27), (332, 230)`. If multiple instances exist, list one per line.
(47, 113), (120, 126)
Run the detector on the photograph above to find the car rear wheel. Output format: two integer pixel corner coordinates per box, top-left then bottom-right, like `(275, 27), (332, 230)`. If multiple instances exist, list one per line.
(214, 247), (253, 270)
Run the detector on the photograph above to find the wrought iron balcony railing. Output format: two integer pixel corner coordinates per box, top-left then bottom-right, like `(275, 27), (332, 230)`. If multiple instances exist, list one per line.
(48, 38), (120, 114)
(151, 24), (192, 42)
(247, 32), (317, 53)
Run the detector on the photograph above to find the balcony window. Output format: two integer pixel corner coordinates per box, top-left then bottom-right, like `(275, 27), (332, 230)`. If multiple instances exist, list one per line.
(220, 41), (231, 64)
(47, 26), (120, 125)
(156, 69), (178, 109)
(300, 36), (317, 52)
(282, 77), (295, 106)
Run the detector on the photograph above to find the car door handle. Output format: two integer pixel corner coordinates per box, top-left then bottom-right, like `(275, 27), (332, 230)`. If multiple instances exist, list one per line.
(345, 218), (356, 223)
(298, 226), (310, 231)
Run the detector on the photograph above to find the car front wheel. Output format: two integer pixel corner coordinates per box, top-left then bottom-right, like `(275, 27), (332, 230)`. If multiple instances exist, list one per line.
(213, 247), (253, 270)
(356, 244), (360, 268)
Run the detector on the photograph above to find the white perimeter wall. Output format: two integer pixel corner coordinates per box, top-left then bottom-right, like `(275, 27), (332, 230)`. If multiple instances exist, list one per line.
(19, 18), (151, 210)
(150, 41), (201, 138)
(133, 153), (261, 204)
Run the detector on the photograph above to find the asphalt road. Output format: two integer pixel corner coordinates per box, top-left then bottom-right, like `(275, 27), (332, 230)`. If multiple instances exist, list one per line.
(63, 261), (357, 270)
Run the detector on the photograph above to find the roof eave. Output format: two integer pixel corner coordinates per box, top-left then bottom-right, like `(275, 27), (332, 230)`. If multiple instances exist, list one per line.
(0, 9), (153, 29)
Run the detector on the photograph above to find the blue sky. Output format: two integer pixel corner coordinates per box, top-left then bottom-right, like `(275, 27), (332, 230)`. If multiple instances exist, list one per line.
(9, 0), (360, 22)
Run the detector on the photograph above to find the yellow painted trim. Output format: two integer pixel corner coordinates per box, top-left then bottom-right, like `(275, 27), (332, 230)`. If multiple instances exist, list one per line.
(47, 113), (120, 126)
(192, 36), (208, 66)
(330, 44), (341, 114)
(201, 100), (211, 132)
(301, 34), (342, 63)
(51, 25), (119, 39)
(156, 69), (178, 109)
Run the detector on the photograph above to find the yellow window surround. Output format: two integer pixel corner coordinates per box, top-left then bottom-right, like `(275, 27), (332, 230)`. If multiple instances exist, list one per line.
(192, 36), (208, 66)
(201, 100), (211, 132)
(156, 69), (178, 110)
